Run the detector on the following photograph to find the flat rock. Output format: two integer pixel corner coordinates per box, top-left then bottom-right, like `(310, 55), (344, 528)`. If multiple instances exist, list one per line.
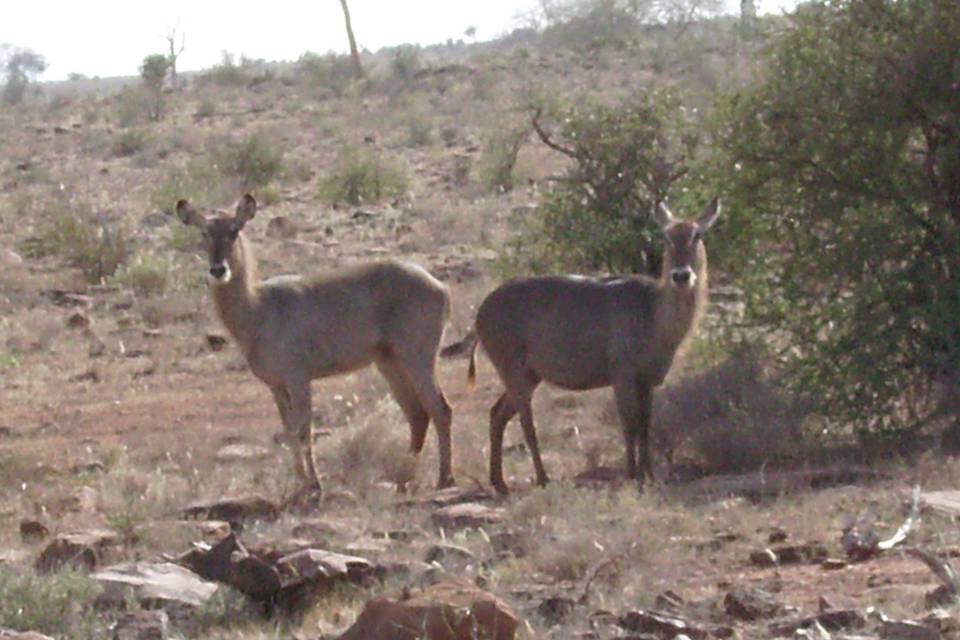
(279, 548), (373, 583)
(180, 495), (279, 526)
(337, 579), (519, 640)
(920, 490), (960, 517)
(35, 529), (119, 573)
(432, 503), (505, 530)
(618, 610), (708, 640)
(879, 620), (938, 640)
(113, 610), (169, 640)
(0, 630), (56, 640)
(723, 588), (784, 621)
(93, 562), (219, 609)
(214, 443), (272, 463)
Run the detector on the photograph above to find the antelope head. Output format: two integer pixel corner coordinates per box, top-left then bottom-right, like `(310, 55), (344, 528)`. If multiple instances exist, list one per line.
(654, 196), (721, 290)
(175, 194), (258, 286)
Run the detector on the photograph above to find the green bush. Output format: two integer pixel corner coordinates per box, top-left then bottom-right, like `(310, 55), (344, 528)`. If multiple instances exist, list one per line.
(213, 132), (285, 189)
(26, 203), (133, 283)
(318, 149), (409, 205)
(715, 0), (960, 434)
(111, 128), (148, 157)
(198, 51), (270, 87)
(390, 45), (423, 84)
(111, 254), (172, 296)
(501, 91), (701, 275)
(478, 124), (527, 193)
(296, 51), (355, 96)
(405, 114), (433, 147)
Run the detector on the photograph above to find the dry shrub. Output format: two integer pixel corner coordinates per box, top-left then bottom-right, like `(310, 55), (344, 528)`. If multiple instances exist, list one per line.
(329, 399), (418, 491)
(655, 348), (809, 474)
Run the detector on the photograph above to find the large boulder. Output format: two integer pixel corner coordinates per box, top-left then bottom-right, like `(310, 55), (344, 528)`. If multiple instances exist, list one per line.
(337, 579), (518, 640)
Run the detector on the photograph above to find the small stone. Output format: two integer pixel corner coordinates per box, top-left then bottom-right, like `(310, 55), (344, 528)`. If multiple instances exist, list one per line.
(768, 527), (788, 544)
(431, 503), (505, 531)
(67, 312), (91, 330)
(821, 558), (848, 570)
(538, 596), (576, 626)
(206, 334), (229, 352)
(113, 610), (169, 640)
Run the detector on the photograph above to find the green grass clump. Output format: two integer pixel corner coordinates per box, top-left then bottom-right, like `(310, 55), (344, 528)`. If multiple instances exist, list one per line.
(318, 149), (408, 206)
(0, 567), (108, 639)
(213, 132), (285, 189)
(111, 254), (174, 296)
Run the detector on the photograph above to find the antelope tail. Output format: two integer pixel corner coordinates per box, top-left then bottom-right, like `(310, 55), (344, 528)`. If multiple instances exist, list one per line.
(440, 329), (479, 391)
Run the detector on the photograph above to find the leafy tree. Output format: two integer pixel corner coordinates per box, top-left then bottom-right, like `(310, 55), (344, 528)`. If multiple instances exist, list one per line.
(503, 90), (701, 275)
(139, 53), (170, 121)
(716, 0), (960, 434)
(1, 46), (47, 105)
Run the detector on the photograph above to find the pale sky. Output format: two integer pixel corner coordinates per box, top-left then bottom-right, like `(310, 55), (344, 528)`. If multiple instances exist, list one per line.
(2, 1), (797, 81)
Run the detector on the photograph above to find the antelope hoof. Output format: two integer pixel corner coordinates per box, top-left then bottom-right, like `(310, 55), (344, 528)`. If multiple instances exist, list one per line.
(492, 480), (510, 496)
(436, 475), (456, 490)
(535, 474), (550, 488)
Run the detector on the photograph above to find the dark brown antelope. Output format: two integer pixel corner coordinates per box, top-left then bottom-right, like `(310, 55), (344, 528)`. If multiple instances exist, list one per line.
(175, 194), (455, 495)
(448, 197), (720, 494)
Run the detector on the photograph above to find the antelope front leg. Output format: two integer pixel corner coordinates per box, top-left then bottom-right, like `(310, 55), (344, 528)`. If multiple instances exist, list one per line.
(272, 382), (322, 494)
(271, 386), (307, 483)
(613, 374), (653, 485)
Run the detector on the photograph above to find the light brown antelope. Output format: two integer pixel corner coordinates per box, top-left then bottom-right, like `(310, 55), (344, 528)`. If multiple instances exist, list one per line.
(449, 197), (720, 494)
(175, 194), (455, 495)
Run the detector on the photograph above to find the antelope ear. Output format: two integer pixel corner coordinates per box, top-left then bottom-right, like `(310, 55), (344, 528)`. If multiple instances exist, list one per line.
(697, 196), (721, 232)
(175, 199), (206, 227)
(235, 194), (257, 227)
(654, 201), (674, 230)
